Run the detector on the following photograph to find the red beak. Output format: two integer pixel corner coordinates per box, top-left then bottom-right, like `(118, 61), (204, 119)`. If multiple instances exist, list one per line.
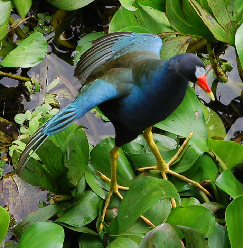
(196, 74), (215, 101)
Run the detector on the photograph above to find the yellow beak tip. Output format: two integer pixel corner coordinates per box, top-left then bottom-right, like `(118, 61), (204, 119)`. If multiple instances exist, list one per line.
(207, 91), (215, 101)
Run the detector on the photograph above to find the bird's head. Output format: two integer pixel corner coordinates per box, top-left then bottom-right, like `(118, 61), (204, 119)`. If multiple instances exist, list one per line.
(174, 54), (215, 101)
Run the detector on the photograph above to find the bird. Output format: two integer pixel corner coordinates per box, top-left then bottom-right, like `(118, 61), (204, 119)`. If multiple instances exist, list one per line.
(17, 32), (214, 229)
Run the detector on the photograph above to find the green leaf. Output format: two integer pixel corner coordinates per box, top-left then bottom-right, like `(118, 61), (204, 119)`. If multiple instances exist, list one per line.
(14, 113), (27, 124)
(139, 223), (182, 248)
(160, 36), (191, 60)
(18, 222), (64, 248)
(208, 223), (230, 248)
(207, 0), (236, 41)
(201, 104), (226, 140)
(144, 199), (172, 226)
(78, 234), (103, 248)
(13, 203), (66, 238)
(188, 0), (234, 44)
(46, 0), (94, 10)
(178, 226), (208, 248)
(166, 0), (214, 40)
(0, 206), (10, 244)
(226, 195), (243, 248)
(65, 127), (89, 186)
(119, 0), (137, 11)
(235, 23), (243, 67)
(216, 170), (243, 199)
(13, 0), (32, 18)
(1, 32), (48, 68)
(0, 1), (11, 40)
(117, 177), (179, 233)
(167, 205), (215, 237)
(55, 190), (101, 227)
(108, 237), (138, 248)
(109, 3), (173, 34)
(208, 139), (243, 170)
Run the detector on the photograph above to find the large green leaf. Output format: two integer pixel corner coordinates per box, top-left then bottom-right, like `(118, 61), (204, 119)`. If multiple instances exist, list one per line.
(208, 139), (243, 170)
(160, 36), (191, 60)
(188, 0), (234, 44)
(13, 0), (32, 18)
(208, 223), (230, 248)
(117, 177), (179, 233)
(0, 206), (10, 244)
(139, 223), (183, 248)
(166, 0), (214, 40)
(201, 104), (226, 140)
(64, 127), (89, 186)
(226, 195), (243, 248)
(46, 0), (94, 10)
(78, 234), (103, 248)
(178, 226), (208, 248)
(13, 203), (66, 238)
(108, 237), (138, 248)
(216, 170), (243, 199)
(109, 3), (173, 34)
(18, 222), (64, 248)
(0, 1), (11, 40)
(55, 190), (101, 227)
(1, 32), (48, 68)
(167, 205), (215, 237)
(235, 23), (243, 68)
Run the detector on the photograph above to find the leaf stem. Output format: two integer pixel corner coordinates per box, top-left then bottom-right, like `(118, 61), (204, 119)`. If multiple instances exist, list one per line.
(9, 17), (27, 40)
(199, 190), (210, 203)
(235, 50), (243, 81)
(208, 149), (228, 171)
(0, 71), (30, 82)
(207, 42), (228, 83)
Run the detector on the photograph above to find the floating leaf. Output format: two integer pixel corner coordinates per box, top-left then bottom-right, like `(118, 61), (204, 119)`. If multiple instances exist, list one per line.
(216, 170), (243, 199)
(235, 23), (243, 67)
(46, 0), (94, 11)
(117, 177), (179, 233)
(167, 205), (215, 237)
(108, 237), (138, 248)
(55, 190), (101, 227)
(0, 1), (11, 40)
(1, 32), (48, 68)
(12, 0), (32, 18)
(208, 223), (230, 248)
(226, 195), (243, 248)
(109, 3), (173, 34)
(0, 206), (10, 244)
(208, 139), (243, 170)
(18, 222), (64, 248)
(139, 223), (182, 248)
(166, 0), (214, 41)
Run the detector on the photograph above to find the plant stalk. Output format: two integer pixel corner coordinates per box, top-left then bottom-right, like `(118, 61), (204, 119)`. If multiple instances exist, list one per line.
(0, 71), (30, 82)
(207, 42), (228, 83)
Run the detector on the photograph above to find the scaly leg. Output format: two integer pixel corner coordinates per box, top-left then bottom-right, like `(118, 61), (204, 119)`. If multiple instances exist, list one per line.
(138, 127), (211, 206)
(98, 146), (154, 230)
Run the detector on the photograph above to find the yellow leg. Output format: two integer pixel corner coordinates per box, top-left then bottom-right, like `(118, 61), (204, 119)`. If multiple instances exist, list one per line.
(140, 127), (211, 204)
(98, 146), (155, 230)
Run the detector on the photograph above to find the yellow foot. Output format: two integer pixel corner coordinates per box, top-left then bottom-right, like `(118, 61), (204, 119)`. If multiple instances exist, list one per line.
(95, 170), (155, 230)
(140, 127), (212, 206)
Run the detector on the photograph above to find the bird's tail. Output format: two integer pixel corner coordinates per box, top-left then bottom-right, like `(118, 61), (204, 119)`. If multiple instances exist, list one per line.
(17, 103), (77, 175)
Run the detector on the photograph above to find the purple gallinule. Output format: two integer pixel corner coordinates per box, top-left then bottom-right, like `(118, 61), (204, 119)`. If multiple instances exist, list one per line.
(17, 32), (214, 229)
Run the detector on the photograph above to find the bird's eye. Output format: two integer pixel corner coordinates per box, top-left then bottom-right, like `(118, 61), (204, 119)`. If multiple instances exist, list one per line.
(195, 66), (205, 78)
